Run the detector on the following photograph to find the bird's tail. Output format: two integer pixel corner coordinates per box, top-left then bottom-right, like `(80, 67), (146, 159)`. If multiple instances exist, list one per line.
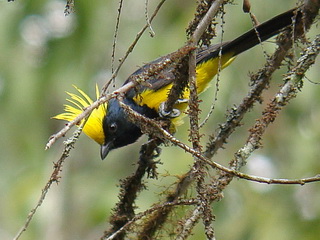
(200, 7), (302, 63)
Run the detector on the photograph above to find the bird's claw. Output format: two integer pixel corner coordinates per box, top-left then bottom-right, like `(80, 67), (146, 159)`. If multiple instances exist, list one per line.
(158, 99), (188, 118)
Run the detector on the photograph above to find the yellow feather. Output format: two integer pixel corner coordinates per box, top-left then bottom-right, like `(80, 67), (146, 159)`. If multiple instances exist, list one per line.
(53, 85), (106, 145)
(133, 52), (236, 126)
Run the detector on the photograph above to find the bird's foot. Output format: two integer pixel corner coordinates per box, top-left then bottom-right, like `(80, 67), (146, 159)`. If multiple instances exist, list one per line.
(158, 99), (187, 118)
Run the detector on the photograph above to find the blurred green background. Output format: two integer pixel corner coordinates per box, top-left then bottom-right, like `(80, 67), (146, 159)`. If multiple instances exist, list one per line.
(0, 0), (319, 239)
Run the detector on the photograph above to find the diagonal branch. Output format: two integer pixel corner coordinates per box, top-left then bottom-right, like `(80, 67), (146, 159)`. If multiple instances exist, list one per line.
(14, 127), (83, 240)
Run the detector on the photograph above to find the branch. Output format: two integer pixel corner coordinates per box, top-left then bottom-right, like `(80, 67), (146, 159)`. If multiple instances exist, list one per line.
(188, 48), (215, 239)
(162, 0), (225, 116)
(14, 127), (83, 240)
(189, 0), (224, 44)
(176, 206), (202, 240)
(105, 139), (162, 239)
(235, 34), (320, 170)
(203, 3), (317, 159)
(102, 0), (167, 92)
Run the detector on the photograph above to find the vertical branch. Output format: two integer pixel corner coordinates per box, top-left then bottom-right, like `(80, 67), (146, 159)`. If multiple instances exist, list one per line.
(188, 48), (216, 238)
(111, 0), (124, 75)
(188, 51), (201, 152)
(105, 140), (162, 240)
(162, 0), (225, 115)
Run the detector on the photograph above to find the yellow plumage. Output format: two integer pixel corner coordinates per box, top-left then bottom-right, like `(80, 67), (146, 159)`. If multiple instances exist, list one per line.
(132, 53), (236, 126)
(53, 85), (106, 145)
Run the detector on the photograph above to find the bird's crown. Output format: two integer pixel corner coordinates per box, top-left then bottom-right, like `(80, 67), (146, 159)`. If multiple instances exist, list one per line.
(53, 85), (106, 145)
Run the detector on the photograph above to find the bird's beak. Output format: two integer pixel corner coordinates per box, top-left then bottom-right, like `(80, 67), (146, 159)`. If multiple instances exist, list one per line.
(100, 141), (114, 160)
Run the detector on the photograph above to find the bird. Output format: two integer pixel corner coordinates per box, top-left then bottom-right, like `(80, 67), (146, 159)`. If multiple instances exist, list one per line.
(54, 8), (301, 160)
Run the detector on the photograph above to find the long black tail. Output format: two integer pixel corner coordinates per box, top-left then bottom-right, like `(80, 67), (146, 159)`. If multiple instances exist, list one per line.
(199, 8), (301, 63)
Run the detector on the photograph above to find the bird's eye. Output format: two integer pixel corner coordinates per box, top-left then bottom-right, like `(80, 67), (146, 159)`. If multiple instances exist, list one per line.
(109, 123), (117, 132)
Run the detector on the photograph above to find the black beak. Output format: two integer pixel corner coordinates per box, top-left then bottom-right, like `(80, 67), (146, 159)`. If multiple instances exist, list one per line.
(100, 141), (114, 160)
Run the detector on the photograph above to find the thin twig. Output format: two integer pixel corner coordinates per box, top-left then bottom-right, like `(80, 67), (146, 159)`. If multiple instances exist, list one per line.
(14, 127), (83, 240)
(102, 0), (167, 93)
(162, 0), (225, 115)
(111, 0), (124, 75)
(145, 0), (155, 37)
(200, 7), (225, 128)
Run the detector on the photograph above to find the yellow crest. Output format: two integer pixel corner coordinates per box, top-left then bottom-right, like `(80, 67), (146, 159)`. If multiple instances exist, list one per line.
(53, 85), (106, 145)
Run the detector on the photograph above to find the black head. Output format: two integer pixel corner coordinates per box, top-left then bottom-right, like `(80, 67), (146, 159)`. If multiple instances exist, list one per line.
(100, 99), (143, 159)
